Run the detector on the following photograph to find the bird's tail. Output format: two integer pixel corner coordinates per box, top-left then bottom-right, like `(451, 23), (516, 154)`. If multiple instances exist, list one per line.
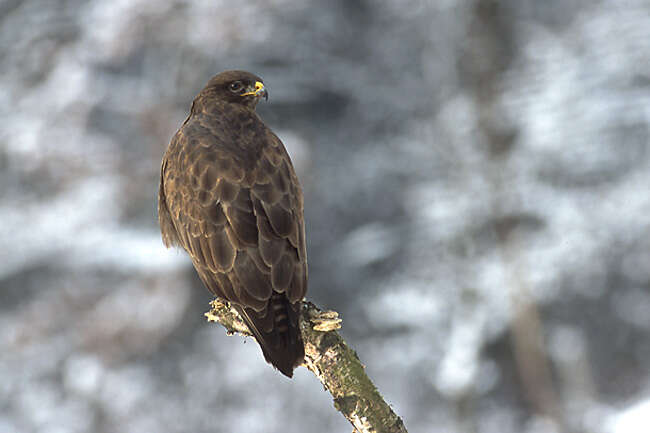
(233, 294), (304, 378)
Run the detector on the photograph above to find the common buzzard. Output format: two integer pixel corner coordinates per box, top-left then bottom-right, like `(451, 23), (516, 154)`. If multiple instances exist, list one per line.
(158, 70), (307, 377)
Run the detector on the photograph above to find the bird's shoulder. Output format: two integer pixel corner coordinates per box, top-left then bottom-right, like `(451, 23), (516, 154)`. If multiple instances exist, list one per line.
(170, 108), (274, 170)
(161, 106), (303, 230)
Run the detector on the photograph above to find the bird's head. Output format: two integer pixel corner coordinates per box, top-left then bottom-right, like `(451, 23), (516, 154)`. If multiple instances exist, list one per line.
(199, 70), (268, 110)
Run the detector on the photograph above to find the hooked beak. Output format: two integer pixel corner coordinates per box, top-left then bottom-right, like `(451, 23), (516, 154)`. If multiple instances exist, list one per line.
(242, 81), (268, 101)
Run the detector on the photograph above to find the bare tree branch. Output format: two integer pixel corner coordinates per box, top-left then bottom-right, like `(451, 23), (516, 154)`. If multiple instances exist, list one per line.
(206, 300), (408, 433)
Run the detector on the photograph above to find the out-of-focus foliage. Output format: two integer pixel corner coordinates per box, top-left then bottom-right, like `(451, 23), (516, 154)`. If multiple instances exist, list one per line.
(1, 1), (649, 432)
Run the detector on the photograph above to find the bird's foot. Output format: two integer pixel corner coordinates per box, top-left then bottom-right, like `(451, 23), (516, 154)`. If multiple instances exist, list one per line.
(205, 299), (252, 336)
(309, 309), (342, 332)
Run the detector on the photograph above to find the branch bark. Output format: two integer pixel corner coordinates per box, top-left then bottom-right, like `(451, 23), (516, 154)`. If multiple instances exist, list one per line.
(205, 300), (408, 433)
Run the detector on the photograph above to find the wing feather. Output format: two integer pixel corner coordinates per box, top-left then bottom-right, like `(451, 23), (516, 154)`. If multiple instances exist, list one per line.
(272, 253), (294, 292)
(224, 204), (258, 246)
(233, 252), (273, 301)
(208, 230), (236, 272)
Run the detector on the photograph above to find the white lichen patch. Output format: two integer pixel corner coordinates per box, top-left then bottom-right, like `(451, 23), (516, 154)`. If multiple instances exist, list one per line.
(310, 310), (343, 332)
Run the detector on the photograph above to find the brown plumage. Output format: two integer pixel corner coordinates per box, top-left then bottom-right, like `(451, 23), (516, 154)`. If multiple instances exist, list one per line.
(158, 70), (307, 377)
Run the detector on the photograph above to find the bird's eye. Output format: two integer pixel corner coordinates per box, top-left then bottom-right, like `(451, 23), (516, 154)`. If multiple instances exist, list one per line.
(229, 81), (243, 93)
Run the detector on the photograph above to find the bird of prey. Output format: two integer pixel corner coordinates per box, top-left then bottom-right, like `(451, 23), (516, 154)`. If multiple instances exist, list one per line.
(158, 70), (307, 377)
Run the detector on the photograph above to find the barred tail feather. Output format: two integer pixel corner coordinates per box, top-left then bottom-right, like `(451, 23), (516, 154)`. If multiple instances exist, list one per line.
(233, 297), (304, 378)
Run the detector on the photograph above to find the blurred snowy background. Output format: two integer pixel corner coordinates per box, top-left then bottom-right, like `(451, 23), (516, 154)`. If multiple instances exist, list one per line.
(1, 0), (649, 432)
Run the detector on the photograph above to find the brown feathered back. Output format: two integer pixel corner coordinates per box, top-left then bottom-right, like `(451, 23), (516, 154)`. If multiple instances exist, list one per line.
(158, 71), (307, 377)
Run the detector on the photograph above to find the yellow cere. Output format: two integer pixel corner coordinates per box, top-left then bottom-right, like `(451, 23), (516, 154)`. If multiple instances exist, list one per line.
(241, 81), (265, 97)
